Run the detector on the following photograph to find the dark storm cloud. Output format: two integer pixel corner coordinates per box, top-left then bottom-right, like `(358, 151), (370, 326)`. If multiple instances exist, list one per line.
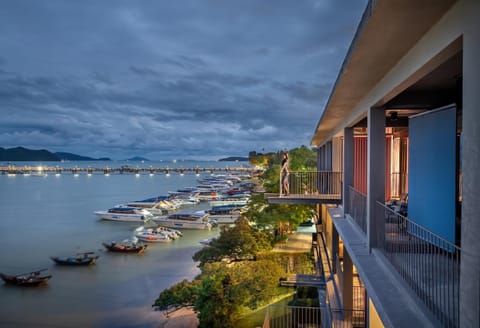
(0, 0), (367, 160)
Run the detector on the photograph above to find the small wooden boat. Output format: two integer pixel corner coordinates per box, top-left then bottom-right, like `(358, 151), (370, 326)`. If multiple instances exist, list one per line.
(0, 269), (52, 287)
(103, 241), (148, 254)
(50, 252), (99, 266)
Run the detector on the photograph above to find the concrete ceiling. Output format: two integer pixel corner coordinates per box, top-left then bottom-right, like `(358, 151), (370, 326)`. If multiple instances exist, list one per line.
(311, 0), (457, 146)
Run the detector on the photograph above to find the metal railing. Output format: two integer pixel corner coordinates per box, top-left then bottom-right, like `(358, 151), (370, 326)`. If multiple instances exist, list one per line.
(347, 186), (367, 234)
(279, 171), (343, 198)
(330, 309), (366, 328)
(377, 202), (460, 327)
(263, 304), (323, 328)
(353, 285), (366, 314)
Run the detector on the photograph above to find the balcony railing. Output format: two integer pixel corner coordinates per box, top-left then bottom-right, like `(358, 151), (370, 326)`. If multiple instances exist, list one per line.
(330, 309), (366, 328)
(376, 202), (460, 327)
(279, 171), (342, 199)
(263, 304), (323, 328)
(347, 186), (367, 234)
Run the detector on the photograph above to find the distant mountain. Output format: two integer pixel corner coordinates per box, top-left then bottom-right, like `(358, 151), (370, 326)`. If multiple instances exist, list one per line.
(0, 147), (59, 161)
(55, 152), (110, 161)
(218, 156), (249, 162)
(125, 156), (150, 161)
(0, 147), (111, 161)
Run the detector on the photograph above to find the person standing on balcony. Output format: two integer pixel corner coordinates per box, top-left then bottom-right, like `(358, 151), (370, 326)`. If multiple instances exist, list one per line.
(281, 152), (289, 196)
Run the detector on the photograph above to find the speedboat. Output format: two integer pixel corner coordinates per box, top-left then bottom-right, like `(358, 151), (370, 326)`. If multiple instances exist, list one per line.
(209, 198), (249, 208)
(134, 223), (183, 240)
(207, 206), (243, 224)
(134, 227), (174, 243)
(153, 211), (212, 230)
(94, 206), (153, 222)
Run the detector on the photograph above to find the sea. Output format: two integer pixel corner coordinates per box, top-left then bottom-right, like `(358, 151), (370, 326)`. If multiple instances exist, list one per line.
(0, 160), (258, 328)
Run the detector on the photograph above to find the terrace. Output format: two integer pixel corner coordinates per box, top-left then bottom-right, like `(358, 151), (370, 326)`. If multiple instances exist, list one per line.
(266, 171), (343, 205)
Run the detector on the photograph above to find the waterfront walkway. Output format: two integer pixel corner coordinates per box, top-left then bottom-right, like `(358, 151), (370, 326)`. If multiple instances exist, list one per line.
(0, 165), (260, 175)
(273, 229), (315, 253)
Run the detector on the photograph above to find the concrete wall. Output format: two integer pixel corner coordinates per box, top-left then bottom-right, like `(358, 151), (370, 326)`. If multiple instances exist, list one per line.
(460, 1), (480, 326)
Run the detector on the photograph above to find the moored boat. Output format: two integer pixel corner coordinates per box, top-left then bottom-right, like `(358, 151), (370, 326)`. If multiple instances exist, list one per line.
(50, 252), (99, 266)
(0, 269), (52, 287)
(94, 206), (153, 222)
(208, 206), (243, 224)
(134, 228), (173, 243)
(103, 241), (148, 253)
(134, 224), (183, 241)
(153, 211), (212, 230)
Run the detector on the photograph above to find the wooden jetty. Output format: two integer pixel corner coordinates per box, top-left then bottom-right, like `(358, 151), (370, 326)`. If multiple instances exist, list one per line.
(0, 165), (262, 176)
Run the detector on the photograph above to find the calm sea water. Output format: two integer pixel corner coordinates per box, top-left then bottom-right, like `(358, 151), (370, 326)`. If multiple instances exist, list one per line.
(0, 161), (250, 328)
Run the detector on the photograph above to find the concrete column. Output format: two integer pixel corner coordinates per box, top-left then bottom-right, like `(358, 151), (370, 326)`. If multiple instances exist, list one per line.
(367, 107), (385, 250)
(326, 141), (333, 171)
(343, 250), (353, 312)
(343, 128), (354, 213)
(460, 2), (480, 325)
(317, 146), (322, 170)
(332, 225), (339, 274)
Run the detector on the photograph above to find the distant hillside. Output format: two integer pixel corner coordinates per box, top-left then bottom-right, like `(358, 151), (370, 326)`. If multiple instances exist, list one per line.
(0, 147), (110, 161)
(218, 156), (249, 162)
(0, 147), (59, 161)
(125, 156), (150, 161)
(55, 152), (108, 161)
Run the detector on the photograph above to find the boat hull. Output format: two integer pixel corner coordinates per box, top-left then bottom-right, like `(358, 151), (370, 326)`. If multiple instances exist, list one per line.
(0, 273), (51, 287)
(102, 242), (147, 253)
(152, 218), (211, 230)
(50, 256), (99, 266)
(134, 233), (173, 243)
(94, 211), (149, 222)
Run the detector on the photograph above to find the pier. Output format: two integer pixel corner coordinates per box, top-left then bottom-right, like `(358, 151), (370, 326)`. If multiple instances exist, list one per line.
(0, 165), (262, 176)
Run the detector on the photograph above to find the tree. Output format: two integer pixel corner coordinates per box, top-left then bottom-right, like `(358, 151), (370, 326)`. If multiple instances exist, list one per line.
(288, 145), (317, 171)
(244, 194), (315, 238)
(195, 265), (241, 328)
(152, 279), (199, 313)
(193, 218), (273, 266)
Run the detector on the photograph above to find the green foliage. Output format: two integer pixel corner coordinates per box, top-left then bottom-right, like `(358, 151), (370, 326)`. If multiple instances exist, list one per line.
(244, 194), (315, 235)
(196, 260), (288, 327)
(152, 279), (199, 311)
(289, 286), (320, 307)
(196, 268), (239, 328)
(288, 145), (317, 171)
(231, 260), (288, 309)
(257, 252), (316, 275)
(193, 218), (273, 266)
(258, 146), (316, 192)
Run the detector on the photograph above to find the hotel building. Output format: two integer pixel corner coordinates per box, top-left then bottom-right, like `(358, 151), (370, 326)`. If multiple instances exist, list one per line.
(267, 0), (479, 327)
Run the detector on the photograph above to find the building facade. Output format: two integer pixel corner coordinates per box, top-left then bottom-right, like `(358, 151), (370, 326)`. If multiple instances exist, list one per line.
(269, 0), (479, 327)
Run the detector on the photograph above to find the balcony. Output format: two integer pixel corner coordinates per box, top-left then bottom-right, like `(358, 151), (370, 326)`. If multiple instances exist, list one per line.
(376, 202), (462, 327)
(266, 171), (343, 205)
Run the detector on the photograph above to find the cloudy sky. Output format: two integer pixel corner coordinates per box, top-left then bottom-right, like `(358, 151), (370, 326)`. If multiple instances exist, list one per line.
(0, 0), (367, 160)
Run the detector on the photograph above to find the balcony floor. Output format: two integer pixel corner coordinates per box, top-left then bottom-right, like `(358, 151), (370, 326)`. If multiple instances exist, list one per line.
(265, 193), (342, 205)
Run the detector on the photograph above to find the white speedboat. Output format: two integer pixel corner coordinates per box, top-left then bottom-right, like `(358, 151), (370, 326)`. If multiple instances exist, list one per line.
(153, 211), (212, 230)
(196, 191), (221, 201)
(208, 207), (243, 224)
(134, 223), (183, 240)
(134, 228), (173, 243)
(94, 206), (153, 222)
(209, 198), (249, 208)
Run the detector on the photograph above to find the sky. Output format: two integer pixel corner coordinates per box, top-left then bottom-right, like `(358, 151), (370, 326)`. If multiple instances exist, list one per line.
(0, 0), (367, 161)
